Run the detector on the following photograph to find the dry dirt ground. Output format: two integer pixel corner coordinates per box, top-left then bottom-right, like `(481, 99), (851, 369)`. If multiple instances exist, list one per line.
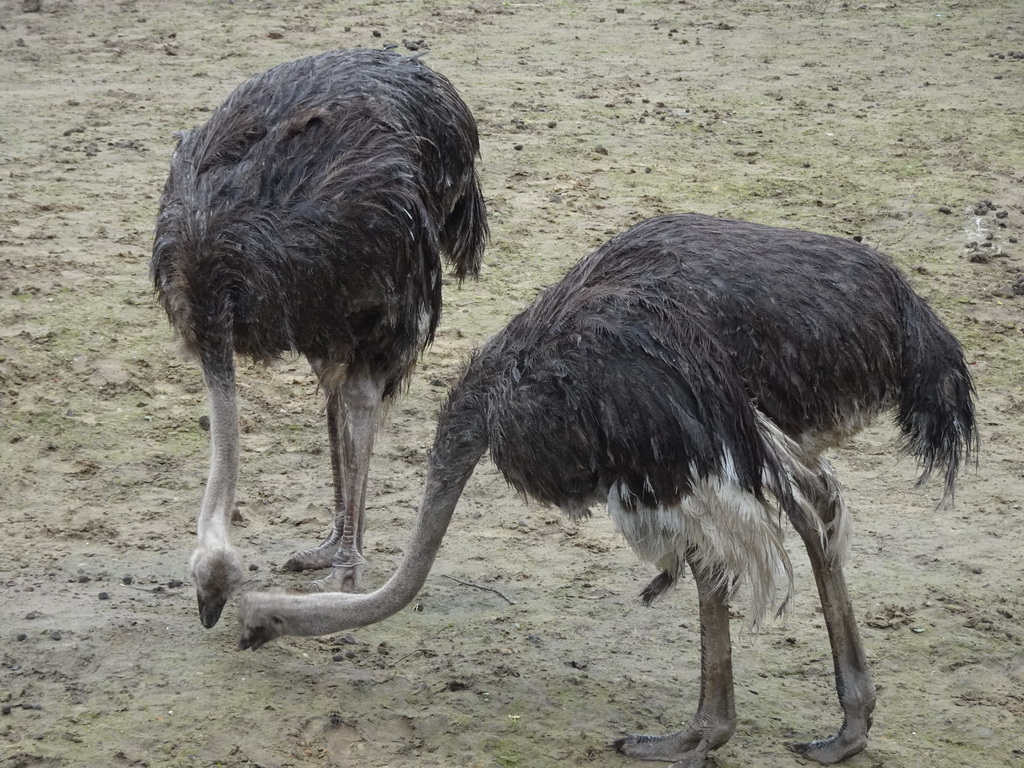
(1, 1), (1023, 766)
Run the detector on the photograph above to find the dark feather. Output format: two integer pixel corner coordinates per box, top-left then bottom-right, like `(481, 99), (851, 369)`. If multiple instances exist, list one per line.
(151, 49), (488, 397)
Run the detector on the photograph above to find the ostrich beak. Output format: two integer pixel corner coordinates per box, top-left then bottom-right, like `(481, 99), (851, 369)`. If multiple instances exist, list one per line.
(198, 595), (227, 629)
(238, 625), (272, 651)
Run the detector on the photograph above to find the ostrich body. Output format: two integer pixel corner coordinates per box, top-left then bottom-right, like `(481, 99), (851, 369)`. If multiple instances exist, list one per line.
(238, 214), (976, 766)
(151, 49), (487, 628)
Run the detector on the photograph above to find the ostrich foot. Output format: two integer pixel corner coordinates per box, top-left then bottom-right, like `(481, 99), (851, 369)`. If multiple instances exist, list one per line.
(614, 728), (715, 768)
(303, 553), (366, 593)
(792, 727), (869, 765)
(281, 538), (341, 572)
(191, 546), (244, 629)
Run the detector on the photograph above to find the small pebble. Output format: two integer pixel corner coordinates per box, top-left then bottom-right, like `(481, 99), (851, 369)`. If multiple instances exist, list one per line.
(50, 630), (62, 641)
(547, 121), (557, 128)
(16, 633), (27, 641)
(197, 416), (210, 431)
(122, 575), (133, 585)
(98, 592), (110, 600)
(513, 144), (523, 151)
(595, 145), (608, 155)
(938, 205), (952, 214)
(249, 563), (259, 571)
(996, 210), (1008, 219)
(1, 706), (11, 715)
(372, 30), (382, 38)
(24, 611), (38, 620)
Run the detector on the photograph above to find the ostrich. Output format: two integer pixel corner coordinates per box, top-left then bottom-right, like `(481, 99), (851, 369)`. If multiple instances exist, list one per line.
(151, 49), (487, 629)
(237, 213), (977, 765)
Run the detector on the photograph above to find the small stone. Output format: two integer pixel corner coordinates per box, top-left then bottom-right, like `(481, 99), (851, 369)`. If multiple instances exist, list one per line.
(267, 31), (284, 40)
(98, 592), (110, 600)
(167, 579), (183, 589)
(547, 121), (557, 128)
(1, 706), (11, 715)
(16, 633), (26, 641)
(332, 654), (345, 662)
(938, 205), (952, 214)
(513, 144), (523, 151)
(122, 575), (133, 585)
(969, 252), (990, 264)
(595, 145), (608, 155)
(996, 210), (1008, 219)
(24, 611), (38, 620)
(50, 630), (62, 641)
(248, 563), (259, 571)
(372, 30), (382, 38)
(198, 415), (210, 431)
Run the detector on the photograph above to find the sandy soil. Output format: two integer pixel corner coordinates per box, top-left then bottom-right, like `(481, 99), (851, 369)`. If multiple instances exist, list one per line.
(1, 0), (1023, 766)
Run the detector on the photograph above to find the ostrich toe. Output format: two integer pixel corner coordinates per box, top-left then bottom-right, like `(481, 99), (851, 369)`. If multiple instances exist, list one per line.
(614, 728), (716, 768)
(792, 728), (869, 765)
(303, 553), (366, 593)
(281, 539), (342, 572)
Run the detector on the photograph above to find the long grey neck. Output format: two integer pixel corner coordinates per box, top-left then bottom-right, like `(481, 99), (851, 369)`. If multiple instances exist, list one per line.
(265, 388), (490, 637)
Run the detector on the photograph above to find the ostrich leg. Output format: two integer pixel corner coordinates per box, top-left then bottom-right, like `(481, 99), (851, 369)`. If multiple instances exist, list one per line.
(616, 555), (737, 768)
(284, 366), (383, 592)
(192, 348), (245, 628)
(789, 476), (875, 764)
(281, 378), (348, 572)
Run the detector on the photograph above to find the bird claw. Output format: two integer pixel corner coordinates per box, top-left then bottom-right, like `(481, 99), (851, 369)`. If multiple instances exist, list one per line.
(281, 541), (341, 572)
(791, 731), (868, 765)
(303, 557), (366, 593)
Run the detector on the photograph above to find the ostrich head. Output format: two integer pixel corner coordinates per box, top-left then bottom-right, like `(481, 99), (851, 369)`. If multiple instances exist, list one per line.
(191, 546), (245, 628)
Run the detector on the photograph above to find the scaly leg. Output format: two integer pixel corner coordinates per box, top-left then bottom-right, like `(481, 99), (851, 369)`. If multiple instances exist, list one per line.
(293, 368), (384, 592)
(191, 347), (244, 628)
(281, 383), (347, 572)
(616, 555), (737, 768)
(309, 370), (383, 591)
(788, 471), (875, 764)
